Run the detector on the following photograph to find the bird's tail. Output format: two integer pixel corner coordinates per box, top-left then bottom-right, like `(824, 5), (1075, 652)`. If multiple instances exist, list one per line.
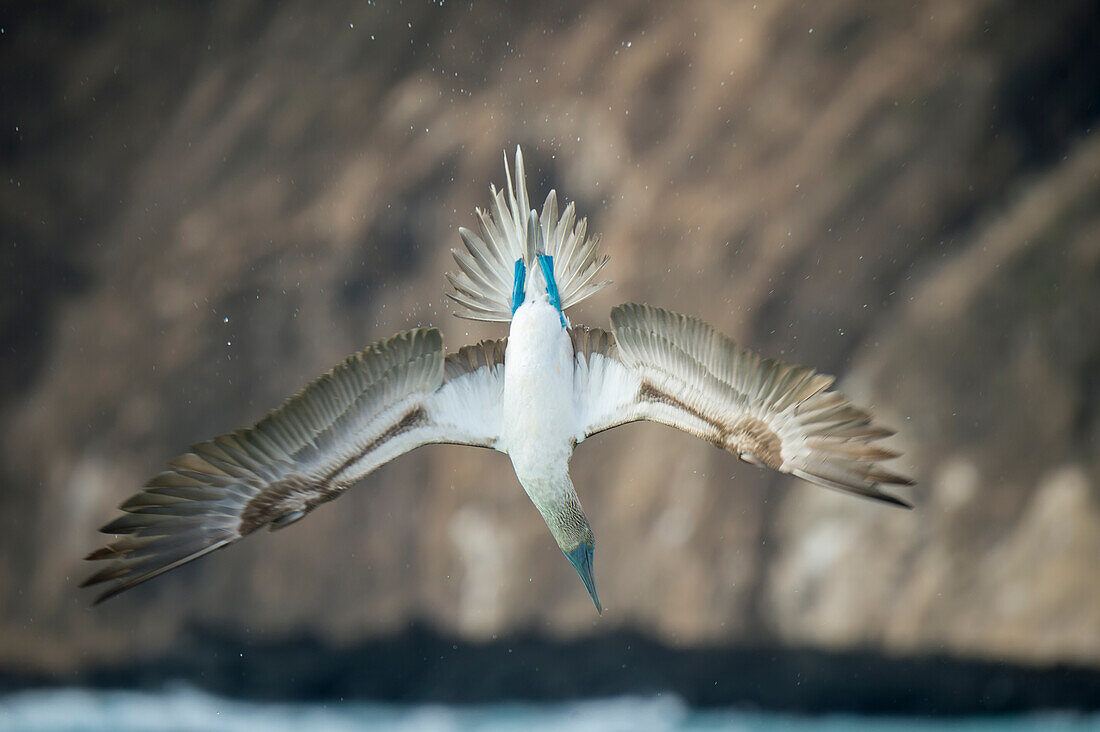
(445, 146), (611, 322)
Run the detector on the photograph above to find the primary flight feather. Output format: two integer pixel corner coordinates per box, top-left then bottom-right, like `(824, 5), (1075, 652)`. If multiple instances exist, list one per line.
(83, 147), (912, 611)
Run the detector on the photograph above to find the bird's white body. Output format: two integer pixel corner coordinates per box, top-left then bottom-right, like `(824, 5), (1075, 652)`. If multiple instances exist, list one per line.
(502, 296), (575, 518)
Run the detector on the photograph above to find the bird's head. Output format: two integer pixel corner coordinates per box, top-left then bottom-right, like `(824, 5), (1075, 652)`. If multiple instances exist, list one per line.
(545, 496), (601, 614)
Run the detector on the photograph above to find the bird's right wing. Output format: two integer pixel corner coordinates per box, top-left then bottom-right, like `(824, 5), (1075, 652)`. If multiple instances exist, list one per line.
(82, 328), (507, 603)
(572, 304), (912, 506)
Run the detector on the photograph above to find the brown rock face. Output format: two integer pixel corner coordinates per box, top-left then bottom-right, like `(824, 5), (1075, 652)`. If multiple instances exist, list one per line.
(2, 0), (1098, 673)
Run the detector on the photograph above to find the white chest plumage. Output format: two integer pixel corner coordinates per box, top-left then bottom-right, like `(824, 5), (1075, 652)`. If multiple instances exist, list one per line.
(502, 298), (576, 505)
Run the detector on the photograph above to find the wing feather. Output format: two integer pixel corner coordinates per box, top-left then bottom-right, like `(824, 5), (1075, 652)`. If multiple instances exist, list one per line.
(83, 329), (507, 603)
(573, 304), (912, 507)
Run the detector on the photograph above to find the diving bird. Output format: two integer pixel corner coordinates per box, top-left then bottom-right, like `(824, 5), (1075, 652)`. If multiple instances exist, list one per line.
(83, 147), (912, 611)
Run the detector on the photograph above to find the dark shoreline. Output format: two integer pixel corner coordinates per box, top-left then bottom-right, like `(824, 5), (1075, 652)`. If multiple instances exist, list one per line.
(3, 624), (1099, 715)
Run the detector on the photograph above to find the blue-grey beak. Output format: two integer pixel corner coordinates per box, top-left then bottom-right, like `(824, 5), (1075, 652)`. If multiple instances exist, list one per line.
(564, 544), (602, 614)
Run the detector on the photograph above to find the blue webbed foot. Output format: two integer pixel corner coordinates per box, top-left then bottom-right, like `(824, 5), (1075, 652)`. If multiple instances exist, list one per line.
(511, 258), (526, 314)
(536, 253), (567, 327)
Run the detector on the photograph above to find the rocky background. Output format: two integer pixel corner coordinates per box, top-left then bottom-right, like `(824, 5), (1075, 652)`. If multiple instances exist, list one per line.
(2, 0), (1098, 695)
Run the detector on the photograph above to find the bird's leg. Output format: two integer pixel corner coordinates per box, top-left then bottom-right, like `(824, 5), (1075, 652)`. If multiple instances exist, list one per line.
(511, 258), (526, 314)
(536, 253), (567, 327)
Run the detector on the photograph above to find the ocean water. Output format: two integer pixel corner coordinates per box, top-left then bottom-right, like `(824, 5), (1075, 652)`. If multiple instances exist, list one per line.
(0, 688), (1098, 732)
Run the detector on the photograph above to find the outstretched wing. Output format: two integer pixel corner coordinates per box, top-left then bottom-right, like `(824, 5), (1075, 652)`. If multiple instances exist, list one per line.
(572, 304), (912, 506)
(83, 329), (507, 603)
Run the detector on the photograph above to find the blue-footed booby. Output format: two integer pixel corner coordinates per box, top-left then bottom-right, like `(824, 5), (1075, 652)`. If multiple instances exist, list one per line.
(83, 147), (912, 611)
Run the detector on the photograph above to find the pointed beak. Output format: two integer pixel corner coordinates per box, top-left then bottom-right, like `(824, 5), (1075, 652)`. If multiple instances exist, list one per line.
(564, 543), (602, 614)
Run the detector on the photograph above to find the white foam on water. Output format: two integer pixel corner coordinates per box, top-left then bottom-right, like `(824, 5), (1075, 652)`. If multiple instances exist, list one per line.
(1, 686), (1098, 732)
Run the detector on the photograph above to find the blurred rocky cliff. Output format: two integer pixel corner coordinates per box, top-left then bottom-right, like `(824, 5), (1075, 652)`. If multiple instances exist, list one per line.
(2, 0), (1098, 674)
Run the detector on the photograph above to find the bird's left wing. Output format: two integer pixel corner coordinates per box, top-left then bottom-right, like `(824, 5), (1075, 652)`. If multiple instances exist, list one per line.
(82, 329), (506, 603)
(572, 304), (912, 506)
